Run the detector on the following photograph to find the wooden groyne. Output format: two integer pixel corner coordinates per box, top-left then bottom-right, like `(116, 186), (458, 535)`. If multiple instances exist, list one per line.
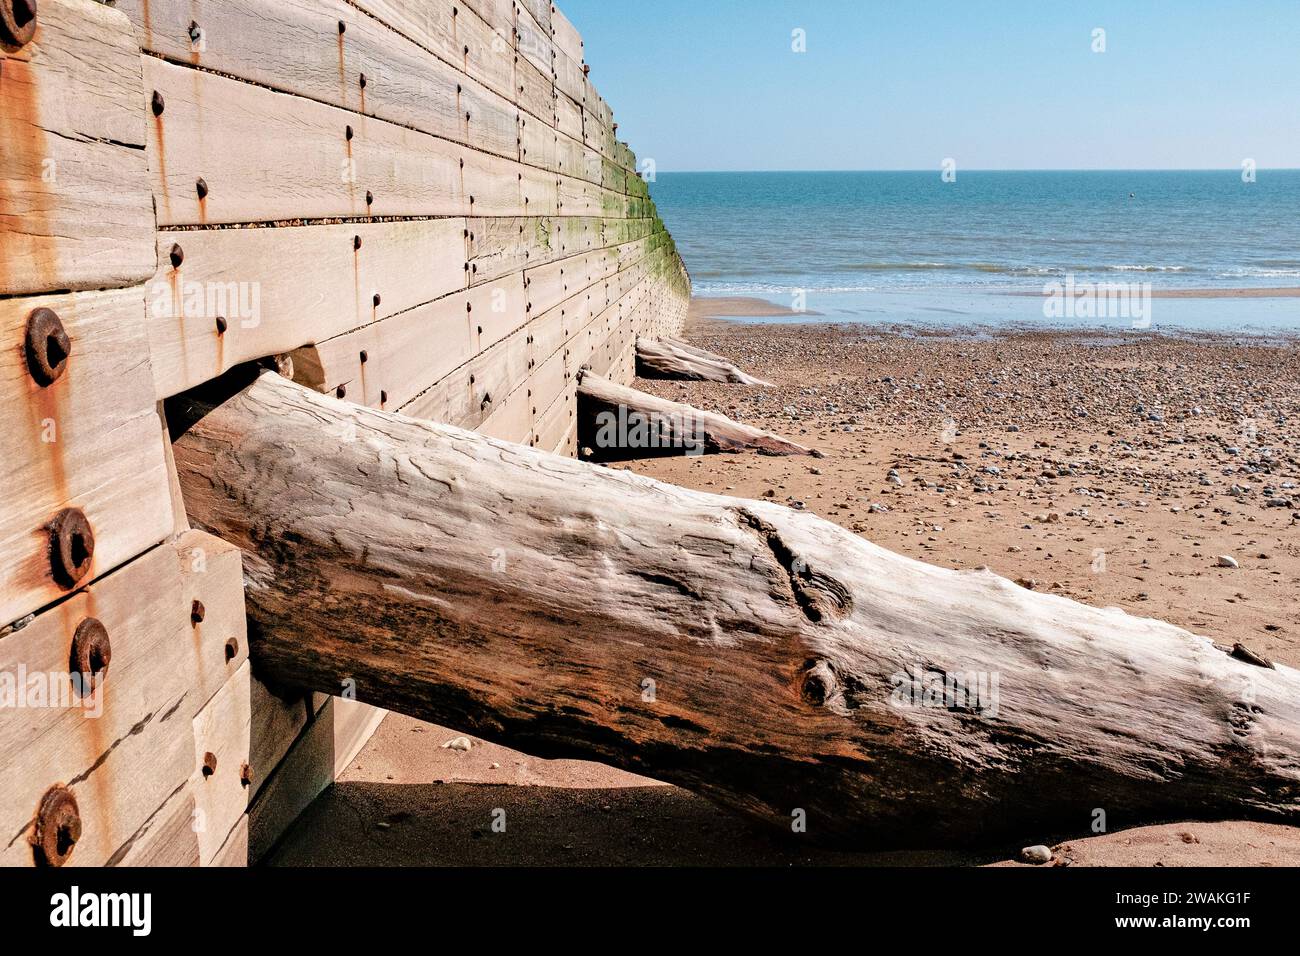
(1, 0), (688, 866)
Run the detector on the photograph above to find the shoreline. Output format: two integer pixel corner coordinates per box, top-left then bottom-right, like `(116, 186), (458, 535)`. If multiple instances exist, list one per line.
(690, 295), (1300, 343)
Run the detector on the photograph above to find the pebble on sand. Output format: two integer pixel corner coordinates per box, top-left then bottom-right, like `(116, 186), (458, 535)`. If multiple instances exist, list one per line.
(1216, 555), (1240, 568)
(441, 736), (472, 751)
(1020, 844), (1054, 865)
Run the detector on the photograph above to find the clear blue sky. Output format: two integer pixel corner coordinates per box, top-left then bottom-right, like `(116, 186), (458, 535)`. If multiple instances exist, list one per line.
(559, 0), (1300, 171)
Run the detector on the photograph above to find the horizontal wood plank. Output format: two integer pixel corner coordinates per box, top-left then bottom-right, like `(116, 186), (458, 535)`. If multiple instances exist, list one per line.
(0, 286), (174, 628)
(0, 0), (155, 295)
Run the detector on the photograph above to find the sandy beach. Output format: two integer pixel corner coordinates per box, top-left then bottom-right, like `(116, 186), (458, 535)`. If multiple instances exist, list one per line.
(274, 300), (1300, 867)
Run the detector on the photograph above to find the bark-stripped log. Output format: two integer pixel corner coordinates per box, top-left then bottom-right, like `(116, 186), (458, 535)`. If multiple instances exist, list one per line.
(635, 337), (773, 385)
(577, 372), (812, 460)
(170, 370), (1300, 846)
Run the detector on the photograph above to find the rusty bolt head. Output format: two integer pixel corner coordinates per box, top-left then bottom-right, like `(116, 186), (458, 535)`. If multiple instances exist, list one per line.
(151, 89), (165, 116)
(48, 508), (94, 589)
(24, 307), (70, 387)
(359, 349), (368, 363)
(239, 762), (252, 788)
(188, 20), (201, 43)
(372, 292), (381, 308)
(379, 390), (387, 404)
(359, 72), (367, 89)
(191, 599), (206, 624)
(0, 0), (37, 49)
(224, 638), (238, 663)
(353, 235), (362, 251)
(345, 124), (354, 141)
(335, 384), (347, 399)
(202, 752), (217, 777)
(32, 785), (81, 868)
(196, 177), (209, 199)
(215, 315), (228, 335)
(365, 190), (374, 206)
(169, 243), (184, 269)
(69, 617), (111, 694)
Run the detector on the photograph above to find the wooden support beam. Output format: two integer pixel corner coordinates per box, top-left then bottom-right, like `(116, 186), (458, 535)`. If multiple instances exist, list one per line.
(636, 337), (773, 386)
(577, 371), (812, 460)
(170, 370), (1300, 847)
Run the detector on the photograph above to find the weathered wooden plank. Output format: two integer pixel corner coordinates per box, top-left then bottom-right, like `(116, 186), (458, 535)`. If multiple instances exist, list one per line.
(248, 697), (337, 863)
(116, 0), (520, 163)
(108, 781), (200, 867)
(0, 286), (174, 629)
(554, 91), (583, 142)
(477, 377), (532, 442)
(190, 661), (251, 866)
(467, 215), (608, 284)
(248, 675), (314, 799)
(535, 382), (577, 453)
(512, 1), (553, 79)
(553, 46), (584, 104)
(549, 4), (583, 63)
(210, 814), (248, 867)
(353, 0), (515, 105)
(0, 543), (194, 867)
(175, 531), (248, 714)
(513, 48), (554, 124)
(519, 163), (560, 216)
(0, 0), (154, 295)
(147, 219), (467, 399)
(521, 0), (552, 35)
(333, 699), (387, 778)
(145, 57), (520, 225)
(400, 318), (530, 428)
(292, 273), (527, 411)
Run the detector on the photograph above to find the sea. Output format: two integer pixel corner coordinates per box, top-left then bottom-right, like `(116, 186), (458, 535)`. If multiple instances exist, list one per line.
(648, 170), (1300, 333)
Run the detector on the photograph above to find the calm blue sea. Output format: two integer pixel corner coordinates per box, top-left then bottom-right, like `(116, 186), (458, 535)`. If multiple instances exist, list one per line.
(648, 171), (1300, 332)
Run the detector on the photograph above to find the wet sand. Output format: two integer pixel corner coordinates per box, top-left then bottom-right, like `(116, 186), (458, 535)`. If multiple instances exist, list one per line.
(273, 305), (1300, 867)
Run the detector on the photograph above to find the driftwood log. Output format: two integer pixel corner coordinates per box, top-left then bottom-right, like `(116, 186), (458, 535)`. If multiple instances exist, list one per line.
(635, 336), (773, 385)
(577, 371), (812, 460)
(169, 369), (1300, 846)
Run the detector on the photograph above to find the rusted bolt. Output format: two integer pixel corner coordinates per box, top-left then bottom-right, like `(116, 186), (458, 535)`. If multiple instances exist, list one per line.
(32, 785), (81, 868)
(188, 20), (202, 43)
(169, 242), (184, 268)
(353, 235), (362, 251)
(215, 315), (228, 335)
(24, 307), (70, 387)
(359, 72), (366, 89)
(151, 89), (165, 116)
(372, 292), (381, 307)
(191, 599), (205, 625)
(345, 124), (354, 141)
(224, 638), (238, 663)
(48, 508), (94, 589)
(365, 189), (374, 206)
(379, 390), (387, 404)
(239, 762), (252, 788)
(0, 0), (37, 48)
(336, 384), (347, 399)
(202, 752), (217, 777)
(338, 20), (345, 34)
(195, 177), (209, 199)
(359, 349), (368, 363)
(69, 617), (111, 693)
